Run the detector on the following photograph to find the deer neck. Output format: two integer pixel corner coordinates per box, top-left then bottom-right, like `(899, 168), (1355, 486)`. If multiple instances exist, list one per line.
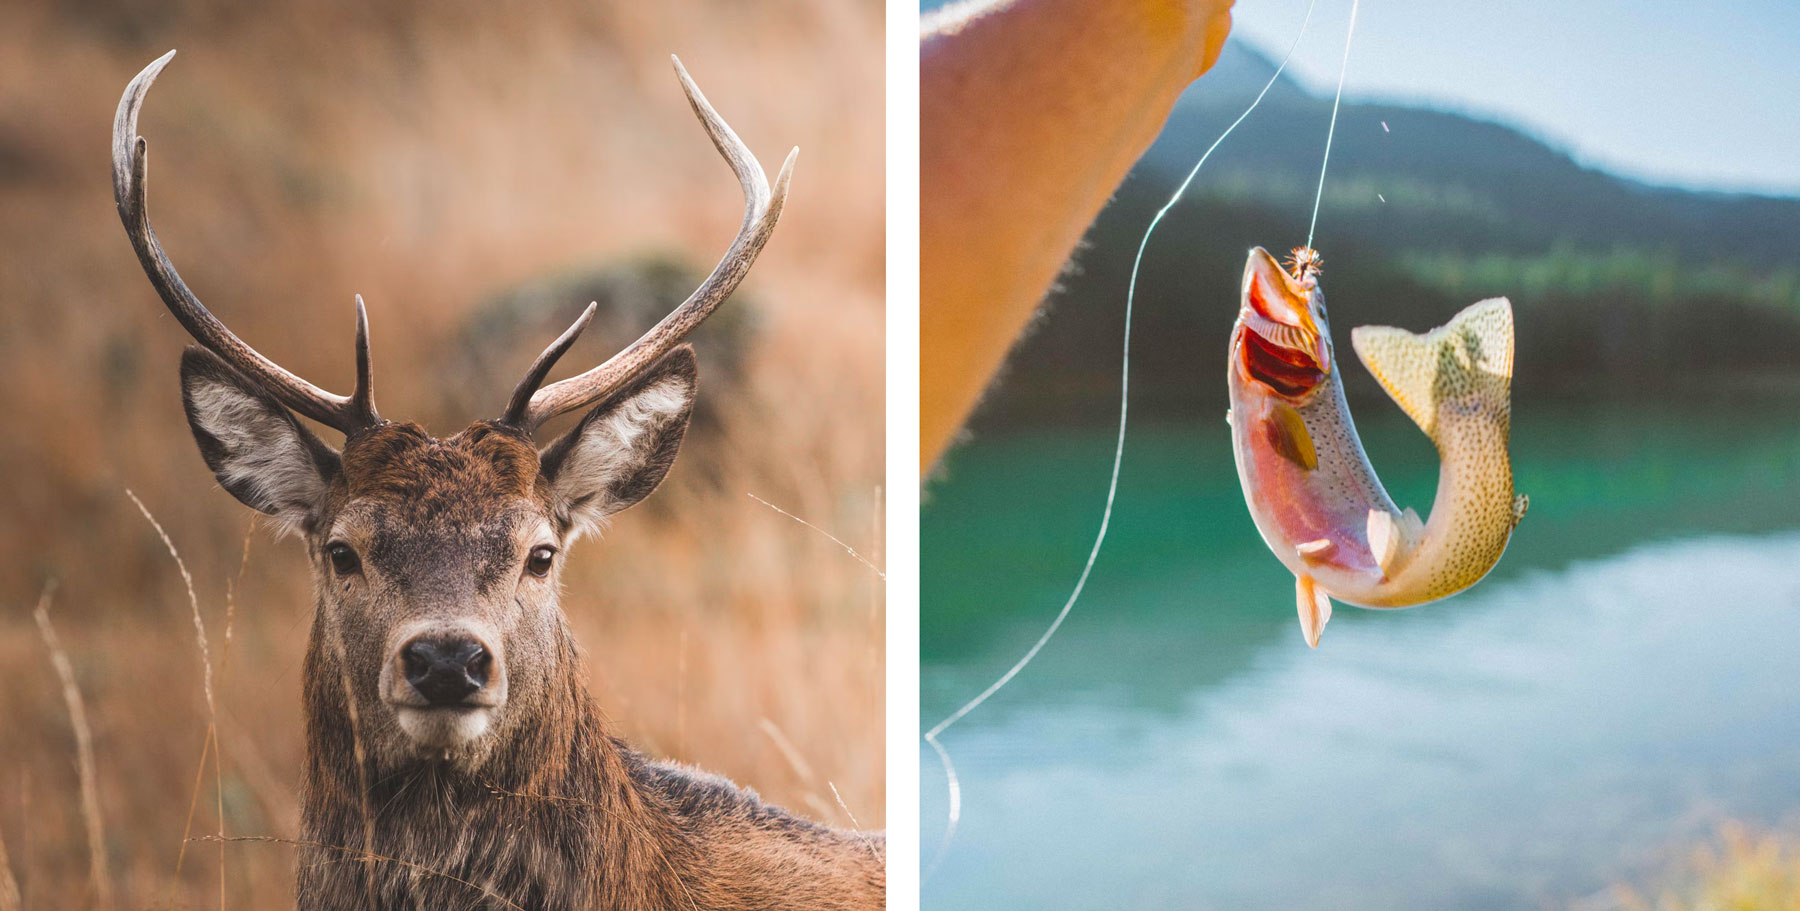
(297, 612), (698, 910)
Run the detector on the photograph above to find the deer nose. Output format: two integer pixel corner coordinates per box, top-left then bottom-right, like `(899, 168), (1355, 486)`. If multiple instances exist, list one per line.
(401, 636), (490, 706)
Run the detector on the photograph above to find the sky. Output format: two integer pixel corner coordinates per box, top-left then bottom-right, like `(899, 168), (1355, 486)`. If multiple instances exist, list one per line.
(1229, 0), (1800, 197)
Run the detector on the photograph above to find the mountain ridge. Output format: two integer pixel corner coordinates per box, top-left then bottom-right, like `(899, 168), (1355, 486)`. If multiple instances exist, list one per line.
(1138, 42), (1800, 266)
(967, 40), (1800, 429)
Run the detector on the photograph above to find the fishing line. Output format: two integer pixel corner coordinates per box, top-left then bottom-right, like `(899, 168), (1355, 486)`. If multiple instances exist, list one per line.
(1308, 0), (1362, 250)
(921, 0), (1321, 879)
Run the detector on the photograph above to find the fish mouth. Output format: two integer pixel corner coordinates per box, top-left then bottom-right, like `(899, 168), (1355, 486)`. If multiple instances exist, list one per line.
(1237, 247), (1330, 397)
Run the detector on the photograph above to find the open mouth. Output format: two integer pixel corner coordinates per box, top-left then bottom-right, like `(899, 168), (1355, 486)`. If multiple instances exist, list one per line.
(1241, 328), (1327, 397)
(1238, 247), (1330, 398)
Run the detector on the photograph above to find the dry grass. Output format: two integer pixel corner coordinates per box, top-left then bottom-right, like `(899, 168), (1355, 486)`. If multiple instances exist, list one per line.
(30, 587), (111, 910)
(0, 825), (19, 911)
(0, 0), (883, 906)
(1586, 824), (1800, 911)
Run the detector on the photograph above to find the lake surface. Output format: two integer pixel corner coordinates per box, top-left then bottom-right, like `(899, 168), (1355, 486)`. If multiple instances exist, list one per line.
(922, 399), (1800, 910)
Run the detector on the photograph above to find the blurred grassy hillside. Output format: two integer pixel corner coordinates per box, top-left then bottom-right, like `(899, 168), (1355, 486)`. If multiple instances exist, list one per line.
(0, 0), (883, 906)
(969, 41), (1800, 429)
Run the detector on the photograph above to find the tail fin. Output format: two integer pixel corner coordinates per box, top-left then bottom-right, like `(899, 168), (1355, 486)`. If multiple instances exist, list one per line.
(1350, 298), (1513, 441)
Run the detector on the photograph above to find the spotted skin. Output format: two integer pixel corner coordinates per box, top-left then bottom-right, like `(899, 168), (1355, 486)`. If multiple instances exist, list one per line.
(1228, 247), (1525, 647)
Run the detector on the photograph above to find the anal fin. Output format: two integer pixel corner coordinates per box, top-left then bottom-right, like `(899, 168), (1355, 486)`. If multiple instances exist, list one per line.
(1512, 493), (1530, 527)
(1367, 507), (1424, 578)
(1296, 574), (1332, 649)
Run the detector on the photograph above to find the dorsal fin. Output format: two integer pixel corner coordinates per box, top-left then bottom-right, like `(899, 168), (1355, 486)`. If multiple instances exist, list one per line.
(1350, 298), (1513, 442)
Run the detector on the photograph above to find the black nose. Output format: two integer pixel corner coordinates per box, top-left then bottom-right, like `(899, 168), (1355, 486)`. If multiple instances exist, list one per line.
(401, 637), (489, 706)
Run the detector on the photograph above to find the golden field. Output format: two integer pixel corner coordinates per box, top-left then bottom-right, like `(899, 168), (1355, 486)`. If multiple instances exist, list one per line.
(0, 0), (884, 906)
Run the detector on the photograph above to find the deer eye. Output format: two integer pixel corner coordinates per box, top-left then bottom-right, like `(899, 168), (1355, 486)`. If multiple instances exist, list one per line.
(326, 542), (361, 576)
(526, 546), (556, 577)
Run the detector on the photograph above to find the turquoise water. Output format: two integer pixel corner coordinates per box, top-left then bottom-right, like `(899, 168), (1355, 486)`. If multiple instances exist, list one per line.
(922, 401), (1800, 909)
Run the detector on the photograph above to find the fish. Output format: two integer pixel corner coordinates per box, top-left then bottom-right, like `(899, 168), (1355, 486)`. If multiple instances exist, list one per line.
(1227, 246), (1528, 648)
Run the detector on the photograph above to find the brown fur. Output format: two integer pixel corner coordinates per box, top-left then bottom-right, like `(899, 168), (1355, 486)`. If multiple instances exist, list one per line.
(299, 609), (885, 910)
(337, 422), (545, 523)
(179, 346), (884, 910)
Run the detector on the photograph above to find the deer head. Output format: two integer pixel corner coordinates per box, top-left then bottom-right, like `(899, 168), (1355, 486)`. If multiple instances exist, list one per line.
(113, 50), (796, 773)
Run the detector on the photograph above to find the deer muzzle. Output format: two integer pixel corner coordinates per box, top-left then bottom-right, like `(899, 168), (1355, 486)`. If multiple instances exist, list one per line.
(381, 622), (507, 751)
(403, 636), (491, 705)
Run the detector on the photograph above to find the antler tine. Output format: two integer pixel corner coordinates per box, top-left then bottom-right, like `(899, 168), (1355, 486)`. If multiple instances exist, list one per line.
(114, 51), (380, 434)
(507, 55), (797, 433)
(501, 302), (597, 426)
(351, 295), (379, 425)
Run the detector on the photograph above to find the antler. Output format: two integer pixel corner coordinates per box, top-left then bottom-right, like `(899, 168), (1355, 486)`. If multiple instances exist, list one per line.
(114, 50), (380, 433)
(499, 55), (798, 433)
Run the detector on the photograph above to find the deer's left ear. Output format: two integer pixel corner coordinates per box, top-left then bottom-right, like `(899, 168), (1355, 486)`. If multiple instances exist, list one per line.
(539, 345), (697, 540)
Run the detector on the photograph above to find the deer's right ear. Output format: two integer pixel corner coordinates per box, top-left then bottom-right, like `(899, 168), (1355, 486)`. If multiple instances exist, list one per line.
(180, 347), (342, 536)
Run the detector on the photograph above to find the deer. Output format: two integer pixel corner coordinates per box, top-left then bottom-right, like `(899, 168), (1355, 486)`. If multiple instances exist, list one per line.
(112, 51), (884, 910)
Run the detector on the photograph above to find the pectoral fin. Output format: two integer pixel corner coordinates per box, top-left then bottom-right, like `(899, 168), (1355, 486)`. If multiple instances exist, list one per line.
(1296, 574), (1332, 649)
(1366, 507), (1424, 578)
(1263, 401), (1317, 470)
(1351, 298), (1513, 443)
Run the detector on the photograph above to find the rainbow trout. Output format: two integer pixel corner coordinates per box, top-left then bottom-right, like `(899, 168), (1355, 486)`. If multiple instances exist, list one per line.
(1227, 246), (1527, 648)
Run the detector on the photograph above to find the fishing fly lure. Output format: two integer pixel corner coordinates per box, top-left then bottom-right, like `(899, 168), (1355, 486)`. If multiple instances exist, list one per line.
(1228, 247), (1528, 647)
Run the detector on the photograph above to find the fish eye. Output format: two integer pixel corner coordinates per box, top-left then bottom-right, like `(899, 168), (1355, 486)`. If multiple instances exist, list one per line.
(326, 542), (361, 576)
(526, 546), (557, 578)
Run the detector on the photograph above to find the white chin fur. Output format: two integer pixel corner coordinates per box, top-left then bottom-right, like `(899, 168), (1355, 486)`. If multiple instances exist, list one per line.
(396, 706), (492, 751)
